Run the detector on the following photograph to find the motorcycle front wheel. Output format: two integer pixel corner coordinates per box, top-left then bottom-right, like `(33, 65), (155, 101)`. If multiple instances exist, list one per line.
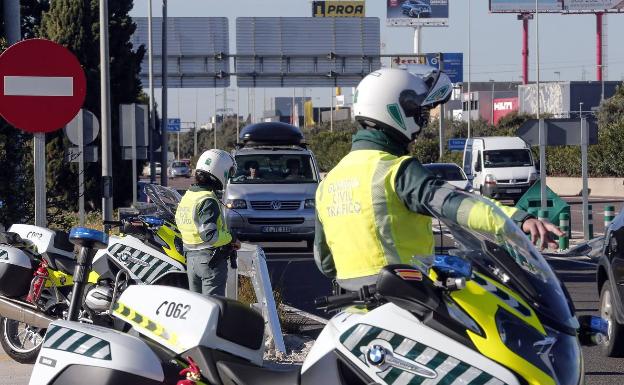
(0, 317), (45, 364)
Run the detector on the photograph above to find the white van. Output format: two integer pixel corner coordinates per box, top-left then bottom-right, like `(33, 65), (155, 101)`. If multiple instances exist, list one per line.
(463, 136), (537, 203)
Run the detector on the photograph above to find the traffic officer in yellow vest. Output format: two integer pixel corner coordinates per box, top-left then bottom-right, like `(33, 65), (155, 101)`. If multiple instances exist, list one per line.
(315, 67), (563, 290)
(175, 149), (240, 296)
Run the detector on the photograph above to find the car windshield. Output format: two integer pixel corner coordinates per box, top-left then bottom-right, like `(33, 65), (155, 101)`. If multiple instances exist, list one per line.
(230, 154), (318, 184)
(413, 187), (577, 331)
(483, 149), (533, 168)
(425, 164), (466, 181)
(172, 161), (187, 168)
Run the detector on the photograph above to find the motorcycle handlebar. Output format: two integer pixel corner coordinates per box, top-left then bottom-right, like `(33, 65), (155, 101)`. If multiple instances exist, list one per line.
(315, 285), (377, 310)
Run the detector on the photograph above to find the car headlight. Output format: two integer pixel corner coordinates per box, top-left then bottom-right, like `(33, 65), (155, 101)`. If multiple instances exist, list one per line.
(304, 199), (315, 209)
(226, 199), (247, 209)
(495, 308), (582, 385)
(529, 172), (538, 182)
(484, 174), (497, 185)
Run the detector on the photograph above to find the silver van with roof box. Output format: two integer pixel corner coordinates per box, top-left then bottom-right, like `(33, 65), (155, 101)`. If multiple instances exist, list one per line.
(224, 122), (320, 249)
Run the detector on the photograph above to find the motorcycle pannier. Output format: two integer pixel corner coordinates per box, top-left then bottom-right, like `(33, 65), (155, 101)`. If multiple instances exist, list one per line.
(0, 245), (33, 297)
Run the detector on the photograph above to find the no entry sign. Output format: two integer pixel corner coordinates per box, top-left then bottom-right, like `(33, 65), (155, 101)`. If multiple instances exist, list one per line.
(0, 39), (87, 133)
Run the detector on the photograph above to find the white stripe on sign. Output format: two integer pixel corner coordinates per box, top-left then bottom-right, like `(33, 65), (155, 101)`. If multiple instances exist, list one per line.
(4, 76), (74, 96)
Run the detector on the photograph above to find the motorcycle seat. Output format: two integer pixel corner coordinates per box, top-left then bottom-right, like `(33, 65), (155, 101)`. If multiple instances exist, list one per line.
(210, 296), (265, 350)
(43, 252), (76, 276)
(216, 361), (300, 385)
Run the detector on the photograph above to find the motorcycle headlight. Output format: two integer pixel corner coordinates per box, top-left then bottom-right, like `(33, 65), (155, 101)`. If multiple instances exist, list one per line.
(304, 199), (315, 209)
(226, 199), (247, 209)
(495, 308), (582, 385)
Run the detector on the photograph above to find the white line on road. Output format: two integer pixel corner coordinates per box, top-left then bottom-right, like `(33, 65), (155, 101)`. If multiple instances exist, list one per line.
(4, 76), (74, 96)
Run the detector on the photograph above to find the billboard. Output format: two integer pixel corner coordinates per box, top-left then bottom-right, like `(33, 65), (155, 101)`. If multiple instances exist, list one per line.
(489, 0), (563, 13)
(387, 0), (449, 27)
(563, 0), (624, 12)
(493, 97), (519, 125)
(313, 1), (365, 17)
(391, 53), (463, 83)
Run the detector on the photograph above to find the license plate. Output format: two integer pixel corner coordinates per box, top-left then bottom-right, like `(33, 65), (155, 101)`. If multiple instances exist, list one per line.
(507, 189), (522, 194)
(262, 226), (291, 233)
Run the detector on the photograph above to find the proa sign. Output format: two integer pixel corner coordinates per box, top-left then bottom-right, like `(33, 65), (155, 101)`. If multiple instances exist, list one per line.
(312, 1), (365, 17)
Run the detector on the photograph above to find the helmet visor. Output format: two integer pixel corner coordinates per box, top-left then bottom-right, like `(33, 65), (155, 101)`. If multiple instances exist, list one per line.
(399, 89), (429, 132)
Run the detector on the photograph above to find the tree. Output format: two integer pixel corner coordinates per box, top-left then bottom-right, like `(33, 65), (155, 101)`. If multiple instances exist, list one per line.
(38, 0), (145, 215)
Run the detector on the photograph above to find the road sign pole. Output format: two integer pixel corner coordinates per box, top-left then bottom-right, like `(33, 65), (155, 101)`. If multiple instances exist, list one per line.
(78, 111), (85, 225)
(131, 104), (138, 207)
(148, 0), (156, 183)
(34, 134), (46, 227)
(100, 0), (113, 221)
(581, 116), (590, 240)
(539, 118), (546, 211)
(439, 53), (445, 161)
(161, 0), (169, 187)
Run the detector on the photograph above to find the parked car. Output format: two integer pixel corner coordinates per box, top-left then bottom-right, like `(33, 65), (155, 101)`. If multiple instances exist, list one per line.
(463, 136), (538, 203)
(423, 163), (472, 192)
(224, 122), (320, 249)
(168, 161), (191, 178)
(401, 0), (431, 18)
(142, 162), (163, 177)
(596, 211), (624, 357)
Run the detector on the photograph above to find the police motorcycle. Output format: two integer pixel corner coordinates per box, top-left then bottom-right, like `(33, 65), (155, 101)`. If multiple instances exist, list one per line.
(0, 184), (188, 363)
(30, 188), (607, 385)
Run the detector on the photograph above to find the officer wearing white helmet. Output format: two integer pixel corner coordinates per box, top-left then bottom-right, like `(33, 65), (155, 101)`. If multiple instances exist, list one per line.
(175, 149), (240, 296)
(314, 67), (563, 290)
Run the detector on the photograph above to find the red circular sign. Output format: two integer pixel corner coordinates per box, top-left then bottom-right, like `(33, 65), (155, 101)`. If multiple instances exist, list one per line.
(0, 39), (87, 133)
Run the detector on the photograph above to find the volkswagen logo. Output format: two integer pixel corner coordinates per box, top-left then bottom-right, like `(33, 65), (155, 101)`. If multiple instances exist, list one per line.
(271, 200), (282, 210)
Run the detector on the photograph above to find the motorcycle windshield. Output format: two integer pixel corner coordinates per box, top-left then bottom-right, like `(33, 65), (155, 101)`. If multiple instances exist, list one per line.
(419, 186), (578, 332)
(143, 184), (182, 223)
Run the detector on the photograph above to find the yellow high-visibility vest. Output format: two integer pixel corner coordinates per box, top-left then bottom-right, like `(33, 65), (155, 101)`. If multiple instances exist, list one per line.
(175, 190), (231, 249)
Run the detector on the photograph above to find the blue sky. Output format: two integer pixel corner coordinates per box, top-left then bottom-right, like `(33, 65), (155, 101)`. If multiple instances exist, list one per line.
(129, 0), (624, 125)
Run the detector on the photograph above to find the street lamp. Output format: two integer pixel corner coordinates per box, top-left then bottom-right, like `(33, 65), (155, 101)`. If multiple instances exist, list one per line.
(489, 79), (495, 125)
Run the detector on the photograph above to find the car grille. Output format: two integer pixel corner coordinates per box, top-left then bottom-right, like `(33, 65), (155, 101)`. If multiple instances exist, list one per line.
(247, 217), (305, 225)
(497, 179), (528, 184)
(250, 201), (301, 210)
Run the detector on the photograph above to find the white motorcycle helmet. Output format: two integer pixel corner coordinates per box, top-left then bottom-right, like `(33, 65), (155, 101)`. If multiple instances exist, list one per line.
(195, 149), (237, 190)
(353, 66), (453, 143)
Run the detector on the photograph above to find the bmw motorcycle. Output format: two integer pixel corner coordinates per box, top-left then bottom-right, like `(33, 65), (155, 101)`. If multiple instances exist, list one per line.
(0, 184), (187, 363)
(30, 188), (606, 385)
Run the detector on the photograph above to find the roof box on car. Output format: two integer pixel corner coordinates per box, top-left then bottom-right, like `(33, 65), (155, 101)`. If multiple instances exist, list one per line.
(239, 122), (305, 147)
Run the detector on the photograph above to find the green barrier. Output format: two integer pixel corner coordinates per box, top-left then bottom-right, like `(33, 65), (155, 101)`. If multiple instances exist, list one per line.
(515, 181), (570, 227)
(605, 205), (616, 232)
(559, 212), (569, 250)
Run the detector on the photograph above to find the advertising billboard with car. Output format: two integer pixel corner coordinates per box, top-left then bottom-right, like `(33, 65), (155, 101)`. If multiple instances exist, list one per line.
(387, 0), (449, 27)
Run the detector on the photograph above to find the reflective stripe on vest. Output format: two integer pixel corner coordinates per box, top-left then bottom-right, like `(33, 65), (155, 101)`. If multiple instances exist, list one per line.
(175, 190), (230, 248)
(316, 150), (433, 280)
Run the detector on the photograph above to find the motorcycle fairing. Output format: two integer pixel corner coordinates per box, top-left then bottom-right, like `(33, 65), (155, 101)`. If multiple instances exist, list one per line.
(104, 235), (184, 284)
(339, 323), (510, 385)
(450, 272), (555, 385)
(28, 320), (164, 385)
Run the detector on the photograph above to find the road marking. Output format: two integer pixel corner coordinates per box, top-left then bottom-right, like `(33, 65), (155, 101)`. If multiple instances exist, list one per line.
(4, 76), (74, 96)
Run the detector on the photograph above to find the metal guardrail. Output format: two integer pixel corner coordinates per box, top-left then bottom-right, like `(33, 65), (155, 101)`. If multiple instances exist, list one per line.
(225, 243), (286, 354)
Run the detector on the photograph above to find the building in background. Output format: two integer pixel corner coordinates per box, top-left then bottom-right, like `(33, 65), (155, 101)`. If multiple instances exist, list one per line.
(459, 81), (520, 124)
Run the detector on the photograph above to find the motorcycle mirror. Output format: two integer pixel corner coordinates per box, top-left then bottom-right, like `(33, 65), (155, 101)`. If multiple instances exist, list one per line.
(577, 315), (609, 346)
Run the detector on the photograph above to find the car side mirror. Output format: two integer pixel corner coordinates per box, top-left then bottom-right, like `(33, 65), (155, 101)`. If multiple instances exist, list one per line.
(474, 162), (481, 172)
(577, 315), (608, 346)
